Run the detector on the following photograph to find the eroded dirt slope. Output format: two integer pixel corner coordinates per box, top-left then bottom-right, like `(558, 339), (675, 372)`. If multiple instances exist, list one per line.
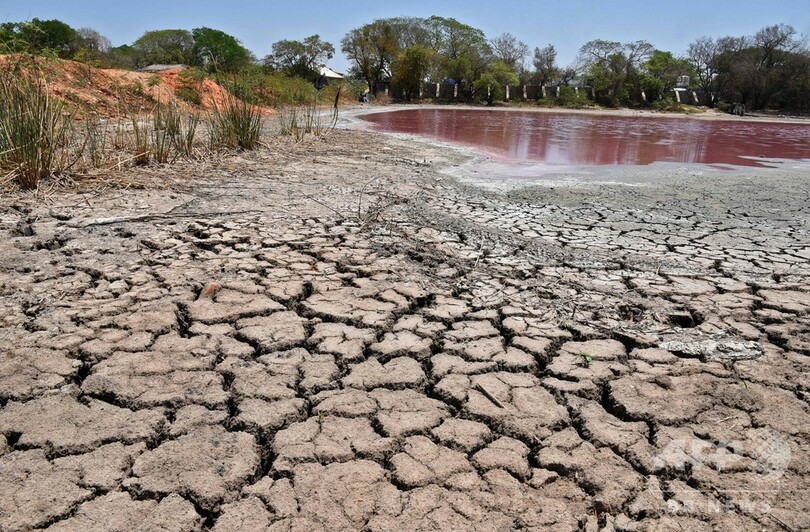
(0, 130), (808, 531)
(1, 55), (247, 115)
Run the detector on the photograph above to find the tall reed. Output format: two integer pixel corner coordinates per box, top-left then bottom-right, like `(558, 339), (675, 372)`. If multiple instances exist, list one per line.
(130, 115), (151, 165)
(278, 87), (340, 142)
(0, 74), (71, 189)
(209, 96), (262, 150)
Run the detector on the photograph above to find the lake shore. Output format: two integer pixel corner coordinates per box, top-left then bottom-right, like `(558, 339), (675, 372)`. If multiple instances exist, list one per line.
(346, 101), (810, 124)
(0, 126), (807, 531)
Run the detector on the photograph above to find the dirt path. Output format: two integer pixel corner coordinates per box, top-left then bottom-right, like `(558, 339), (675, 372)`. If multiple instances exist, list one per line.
(0, 127), (808, 531)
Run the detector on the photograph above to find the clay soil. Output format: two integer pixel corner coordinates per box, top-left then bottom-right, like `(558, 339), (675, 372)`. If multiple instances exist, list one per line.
(0, 113), (808, 531)
(0, 55), (258, 116)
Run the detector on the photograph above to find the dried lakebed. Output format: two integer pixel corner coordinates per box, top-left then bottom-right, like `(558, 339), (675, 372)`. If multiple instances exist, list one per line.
(0, 128), (808, 531)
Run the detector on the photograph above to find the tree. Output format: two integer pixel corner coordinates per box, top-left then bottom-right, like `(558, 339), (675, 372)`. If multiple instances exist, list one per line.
(474, 60), (519, 104)
(267, 35), (335, 79)
(687, 36), (720, 106)
(392, 45), (434, 100)
(0, 18), (76, 57)
(754, 24), (802, 69)
(342, 16), (491, 97)
(70, 28), (112, 65)
(191, 27), (251, 72)
(28, 18), (76, 57)
(341, 20), (399, 94)
(490, 33), (528, 72)
(426, 16), (491, 85)
(710, 25), (809, 111)
(132, 29), (194, 67)
(641, 50), (694, 102)
(578, 39), (654, 105)
(106, 45), (138, 69)
(532, 44), (558, 86)
(558, 65), (578, 86)
(74, 28), (111, 54)
(0, 22), (28, 53)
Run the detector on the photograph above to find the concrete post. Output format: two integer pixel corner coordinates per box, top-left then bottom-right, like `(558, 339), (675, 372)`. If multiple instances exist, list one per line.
(436, 83), (440, 98)
(505, 85), (510, 101)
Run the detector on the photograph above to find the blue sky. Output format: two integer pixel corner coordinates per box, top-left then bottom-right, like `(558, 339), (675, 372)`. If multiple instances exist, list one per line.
(2, 0), (808, 72)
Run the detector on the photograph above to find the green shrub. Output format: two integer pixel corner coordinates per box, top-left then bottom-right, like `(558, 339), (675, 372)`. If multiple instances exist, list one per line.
(127, 81), (144, 96)
(556, 86), (590, 108)
(256, 72), (316, 107)
(147, 74), (161, 87)
(651, 97), (681, 112)
(175, 68), (205, 105)
(176, 86), (201, 105)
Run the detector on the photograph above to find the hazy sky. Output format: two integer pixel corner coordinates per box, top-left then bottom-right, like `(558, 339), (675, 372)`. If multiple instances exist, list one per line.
(2, 0), (808, 72)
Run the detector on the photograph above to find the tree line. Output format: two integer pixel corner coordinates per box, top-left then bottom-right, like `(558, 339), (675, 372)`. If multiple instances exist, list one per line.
(0, 18), (334, 78)
(2, 16), (808, 112)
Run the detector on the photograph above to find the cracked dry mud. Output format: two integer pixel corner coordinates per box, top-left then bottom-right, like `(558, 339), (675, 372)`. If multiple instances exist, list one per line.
(0, 125), (808, 531)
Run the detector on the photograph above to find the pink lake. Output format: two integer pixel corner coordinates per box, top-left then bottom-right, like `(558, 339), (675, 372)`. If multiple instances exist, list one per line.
(360, 109), (810, 167)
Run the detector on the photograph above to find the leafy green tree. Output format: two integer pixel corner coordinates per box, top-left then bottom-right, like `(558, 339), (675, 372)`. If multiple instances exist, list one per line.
(106, 45), (138, 69)
(474, 60), (519, 104)
(392, 45), (434, 100)
(132, 29), (194, 67)
(192, 27), (251, 72)
(426, 16), (491, 86)
(0, 23), (25, 53)
(579, 39), (654, 106)
(27, 19), (76, 57)
(641, 50), (694, 102)
(0, 18), (77, 57)
(341, 19), (399, 94)
(342, 16), (491, 97)
(267, 35), (335, 79)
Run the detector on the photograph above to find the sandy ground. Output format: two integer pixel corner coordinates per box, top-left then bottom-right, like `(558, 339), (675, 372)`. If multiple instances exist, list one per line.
(0, 113), (808, 531)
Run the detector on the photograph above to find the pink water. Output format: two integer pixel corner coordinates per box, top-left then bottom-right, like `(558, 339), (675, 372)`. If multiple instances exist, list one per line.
(360, 109), (810, 167)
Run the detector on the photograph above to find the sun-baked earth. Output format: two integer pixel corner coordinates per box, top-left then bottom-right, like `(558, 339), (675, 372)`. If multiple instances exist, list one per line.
(0, 122), (808, 531)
